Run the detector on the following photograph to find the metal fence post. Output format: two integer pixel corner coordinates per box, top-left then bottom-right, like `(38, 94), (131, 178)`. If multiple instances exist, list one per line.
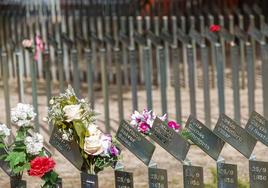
(114, 48), (124, 121)
(187, 45), (196, 117)
(2, 52), (11, 128)
(143, 47), (153, 111)
(100, 48), (110, 133)
(246, 43), (255, 116)
(231, 43), (241, 124)
(85, 48), (95, 109)
(200, 45), (211, 127)
(215, 43), (225, 115)
(129, 47), (138, 111)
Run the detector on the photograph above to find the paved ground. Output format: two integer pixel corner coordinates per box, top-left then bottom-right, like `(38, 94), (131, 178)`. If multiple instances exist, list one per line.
(0, 74), (267, 188)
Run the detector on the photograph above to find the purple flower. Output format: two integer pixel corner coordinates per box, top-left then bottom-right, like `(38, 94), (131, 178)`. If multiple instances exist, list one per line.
(168, 121), (181, 132)
(109, 145), (119, 156)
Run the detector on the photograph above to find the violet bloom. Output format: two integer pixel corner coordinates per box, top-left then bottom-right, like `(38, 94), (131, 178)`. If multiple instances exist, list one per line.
(109, 145), (119, 156)
(167, 121), (181, 132)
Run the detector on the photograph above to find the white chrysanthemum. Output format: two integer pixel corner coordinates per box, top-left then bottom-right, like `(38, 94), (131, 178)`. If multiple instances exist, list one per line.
(24, 133), (44, 155)
(0, 124), (10, 137)
(11, 103), (36, 126)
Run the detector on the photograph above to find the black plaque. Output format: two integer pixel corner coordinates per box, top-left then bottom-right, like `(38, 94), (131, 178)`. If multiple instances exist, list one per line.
(183, 165), (204, 188)
(248, 27), (264, 43)
(177, 28), (190, 44)
(133, 32), (147, 46)
(160, 31), (173, 43)
(249, 160), (268, 188)
(118, 32), (130, 46)
(245, 111), (268, 147)
(103, 35), (115, 46)
(81, 172), (98, 188)
(185, 116), (225, 161)
(116, 120), (155, 166)
(213, 114), (257, 158)
(219, 28), (234, 42)
(148, 168), (168, 188)
(234, 26), (248, 41)
(205, 28), (218, 43)
(262, 24), (268, 37)
(150, 117), (190, 161)
(217, 163), (238, 188)
(189, 29), (203, 46)
(0, 148), (13, 176)
(146, 30), (162, 45)
(115, 170), (134, 188)
(49, 126), (83, 170)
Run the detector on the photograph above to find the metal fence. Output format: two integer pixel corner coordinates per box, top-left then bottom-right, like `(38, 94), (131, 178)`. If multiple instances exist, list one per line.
(1, 1), (268, 135)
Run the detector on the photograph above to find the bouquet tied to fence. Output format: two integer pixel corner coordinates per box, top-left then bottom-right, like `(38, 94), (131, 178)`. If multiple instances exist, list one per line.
(0, 103), (59, 188)
(130, 109), (190, 139)
(48, 86), (121, 175)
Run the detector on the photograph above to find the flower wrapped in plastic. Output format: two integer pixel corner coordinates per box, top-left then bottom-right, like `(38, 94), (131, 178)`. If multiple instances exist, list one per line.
(48, 86), (121, 174)
(0, 103), (59, 188)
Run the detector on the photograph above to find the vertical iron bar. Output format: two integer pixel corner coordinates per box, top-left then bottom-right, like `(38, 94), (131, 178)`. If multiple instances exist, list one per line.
(246, 43), (255, 116)
(187, 45), (196, 117)
(201, 45), (211, 127)
(100, 48), (110, 133)
(231, 43), (241, 124)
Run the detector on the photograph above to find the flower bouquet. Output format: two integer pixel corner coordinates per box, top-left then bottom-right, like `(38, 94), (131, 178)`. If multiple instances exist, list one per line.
(47, 86), (121, 176)
(130, 109), (190, 139)
(129, 109), (192, 162)
(0, 103), (59, 188)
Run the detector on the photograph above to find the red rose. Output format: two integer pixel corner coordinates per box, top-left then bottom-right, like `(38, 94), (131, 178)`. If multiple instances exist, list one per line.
(28, 157), (55, 177)
(210, 24), (221, 32)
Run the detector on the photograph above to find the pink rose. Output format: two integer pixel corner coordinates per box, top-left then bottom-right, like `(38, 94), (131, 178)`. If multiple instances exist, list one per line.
(168, 121), (181, 132)
(138, 122), (150, 133)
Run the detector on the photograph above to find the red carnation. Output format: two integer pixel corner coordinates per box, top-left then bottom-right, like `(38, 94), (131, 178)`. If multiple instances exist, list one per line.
(28, 157), (55, 177)
(210, 24), (221, 32)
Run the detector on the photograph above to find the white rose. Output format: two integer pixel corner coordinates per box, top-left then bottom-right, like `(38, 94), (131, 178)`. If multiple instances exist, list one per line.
(87, 124), (100, 136)
(84, 132), (103, 156)
(63, 104), (82, 122)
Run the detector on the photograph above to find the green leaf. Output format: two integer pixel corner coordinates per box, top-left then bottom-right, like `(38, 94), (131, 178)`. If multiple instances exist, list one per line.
(13, 163), (30, 174)
(5, 152), (26, 169)
(73, 120), (87, 149)
(0, 143), (5, 148)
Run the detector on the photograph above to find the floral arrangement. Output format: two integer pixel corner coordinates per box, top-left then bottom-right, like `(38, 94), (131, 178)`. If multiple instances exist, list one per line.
(47, 86), (121, 174)
(130, 109), (190, 139)
(22, 35), (44, 61)
(0, 103), (59, 188)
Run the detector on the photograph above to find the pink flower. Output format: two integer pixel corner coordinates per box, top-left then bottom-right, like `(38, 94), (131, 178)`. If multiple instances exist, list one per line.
(34, 35), (45, 61)
(138, 122), (150, 133)
(168, 121), (181, 132)
(130, 109), (167, 134)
